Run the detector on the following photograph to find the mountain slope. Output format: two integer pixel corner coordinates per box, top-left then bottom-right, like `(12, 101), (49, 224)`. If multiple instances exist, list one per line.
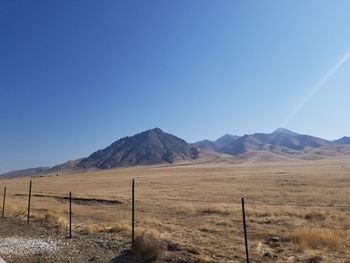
(193, 140), (218, 151)
(334, 136), (350, 145)
(3, 128), (350, 178)
(78, 128), (199, 169)
(214, 134), (240, 148)
(220, 129), (330, 156)
(0, 167), (50, 178)
(193, 134), (239, 151)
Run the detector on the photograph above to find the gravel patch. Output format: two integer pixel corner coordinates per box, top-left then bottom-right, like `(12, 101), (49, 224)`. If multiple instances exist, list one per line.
(0, 236), (61, 256)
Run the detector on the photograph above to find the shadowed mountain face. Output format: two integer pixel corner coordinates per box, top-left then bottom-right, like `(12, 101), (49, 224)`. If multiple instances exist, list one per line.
(193, 134), (239, 151)
(219, 128), (330, 156)
(78, 128), (199, 169)
(2, 127), (350, 178)
(334, 136), (350, 145)
(215, 134), (240, 148)
(193, 139), (218, 151)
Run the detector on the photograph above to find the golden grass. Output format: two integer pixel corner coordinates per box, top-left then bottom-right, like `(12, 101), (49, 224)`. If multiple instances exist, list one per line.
(1, 158), (350, 261)
(289, 227), (350, 251)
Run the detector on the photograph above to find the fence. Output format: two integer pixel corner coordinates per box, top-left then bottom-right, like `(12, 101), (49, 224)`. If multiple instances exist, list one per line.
(1, 179), (350, 262)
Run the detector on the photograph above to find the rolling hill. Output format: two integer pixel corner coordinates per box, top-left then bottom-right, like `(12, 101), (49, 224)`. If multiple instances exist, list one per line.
(0, 167), (50, 178)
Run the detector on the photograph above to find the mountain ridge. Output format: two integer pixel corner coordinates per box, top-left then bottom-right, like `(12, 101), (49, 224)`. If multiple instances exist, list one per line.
(1, 128), (350, 178)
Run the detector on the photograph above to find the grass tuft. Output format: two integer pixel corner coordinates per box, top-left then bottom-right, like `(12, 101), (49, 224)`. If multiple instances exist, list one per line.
(289, 227), (350, 251)
(132, 229), (163, 262)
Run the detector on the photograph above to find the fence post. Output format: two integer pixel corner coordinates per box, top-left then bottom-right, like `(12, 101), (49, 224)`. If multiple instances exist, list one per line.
(132, 179), (135, 246)
(27, 180), (32, 225)
(242, 198), (249, 263)
(69, 191), (72, 238)
(2, 187), (6, 218)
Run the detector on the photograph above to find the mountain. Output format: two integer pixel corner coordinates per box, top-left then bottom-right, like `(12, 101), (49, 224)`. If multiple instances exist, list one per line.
(193, 134), (239, 151)
(0, 167), (50, 178)
(334, 136), (350, 145)
(3, 127), (350, 178)
(273, 128), (300, 137)
(215, 134), (240, 148)
(50, 159), (83, 172)
(193, 139), (218, 151)
(78, 128), (199, 169)
(220, 128), (330, 156)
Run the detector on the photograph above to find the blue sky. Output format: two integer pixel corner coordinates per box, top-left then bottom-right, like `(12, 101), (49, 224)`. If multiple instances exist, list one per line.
(1, 0), (350, 173)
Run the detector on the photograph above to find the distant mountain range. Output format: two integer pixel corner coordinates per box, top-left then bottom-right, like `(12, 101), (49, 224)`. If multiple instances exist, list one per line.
(0, 167), (51, 178)
(193, 134), (239, 151)
(209, 128), (331, 156)
(1, 127), (350, 178)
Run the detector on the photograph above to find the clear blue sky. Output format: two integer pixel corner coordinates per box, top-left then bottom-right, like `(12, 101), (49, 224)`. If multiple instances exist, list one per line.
(1, 0), (350, 173)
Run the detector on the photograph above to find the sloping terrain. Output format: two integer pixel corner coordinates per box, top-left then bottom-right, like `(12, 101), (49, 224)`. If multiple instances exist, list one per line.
(220, 128), (330, 156)
(334, 136), (350, 144)
(2, 127), (350, 178)
(0, 167), (50, 179)
(193, 134), (239, 151)
(2, 159), (350, 262)
(78, 128), (199, 169)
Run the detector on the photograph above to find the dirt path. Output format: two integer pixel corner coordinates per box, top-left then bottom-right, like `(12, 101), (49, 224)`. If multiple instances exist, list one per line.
(0, 218), (211, 263)
(0, 218), (130, 263)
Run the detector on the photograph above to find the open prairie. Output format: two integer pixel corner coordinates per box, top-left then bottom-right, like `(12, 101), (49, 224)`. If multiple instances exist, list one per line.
(1, 157), (350, 262)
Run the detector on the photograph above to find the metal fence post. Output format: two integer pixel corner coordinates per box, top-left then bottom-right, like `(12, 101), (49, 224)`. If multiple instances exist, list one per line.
(242, 198), (249, 263)
(132, 179), (135, 245)
(2, 187), (6, 218)
(27, 180), (32, 225)
(69, 191), (72, 238)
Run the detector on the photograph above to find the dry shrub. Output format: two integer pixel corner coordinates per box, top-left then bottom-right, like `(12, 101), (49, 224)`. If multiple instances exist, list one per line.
(142, 218), (162, 226)
(173, 204), (197, 215)
(304, 210), (326, 221)
(82, 223), (101, 234)
(30, 211), (69, 229)
(106, 221), (131, 233)
(198, 224), (219, 233)
(196, 253), (211, 263)
(305, 255), (323, 263)
(213, 220), (233, 227)
(11, 207), (26, 218)
(198, 204), (230, 215)
(56, 216), (69, 229)
(132, 229), (163, 262)
(289, 227), (350, 251)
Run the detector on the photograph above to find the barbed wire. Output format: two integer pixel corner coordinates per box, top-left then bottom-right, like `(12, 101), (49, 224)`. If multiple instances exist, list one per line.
(245, 221), (350, 231)
(7, 190), (350, 209)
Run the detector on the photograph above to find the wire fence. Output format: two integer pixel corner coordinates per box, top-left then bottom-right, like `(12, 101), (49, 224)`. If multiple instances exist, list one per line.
(1, 178), (350, 262)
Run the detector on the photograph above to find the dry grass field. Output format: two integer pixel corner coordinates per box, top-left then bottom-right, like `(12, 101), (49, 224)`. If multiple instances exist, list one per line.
(1, 157), (350, 262)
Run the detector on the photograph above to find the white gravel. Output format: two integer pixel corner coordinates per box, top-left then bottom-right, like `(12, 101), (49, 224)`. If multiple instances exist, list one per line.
(0, 236), (60, 256)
